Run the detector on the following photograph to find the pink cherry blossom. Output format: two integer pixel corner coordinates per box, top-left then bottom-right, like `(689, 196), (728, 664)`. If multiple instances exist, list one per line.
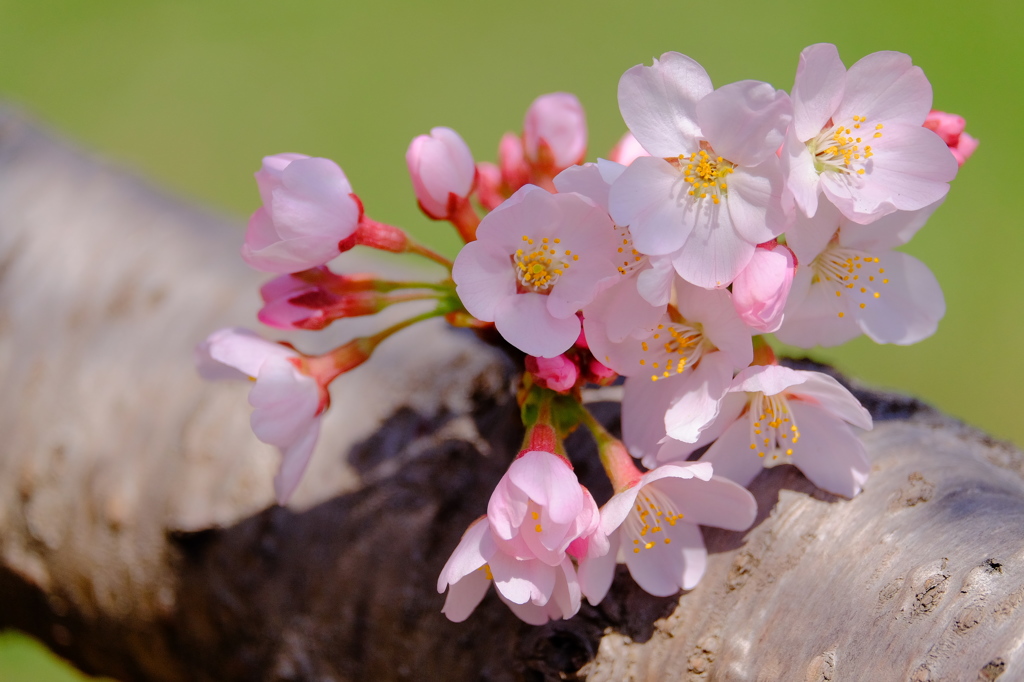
(451, 185), (619, 357)
(523, 92), (587, 173)
(781, 44), (958, 223)
(577, 462), (756, 602)
(437, 450), (606, 624)
(659, 365), (873, 498)
(406, 126), (477, 219)
(731, 240), (797, 333)
(196, 328), (325, 504)
(609, 52), (793, 288)
(924, 110), (978, 166)
(242, 153), (362, 274)
(777, 199), (945, 347)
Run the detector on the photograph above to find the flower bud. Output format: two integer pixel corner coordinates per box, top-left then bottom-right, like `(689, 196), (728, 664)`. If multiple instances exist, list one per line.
(732, 241), (796, 333)
(523, 93), (587, 172)
(242, 154), (362, 274)
(406, 127), (476, 219)
(525, 354), (579, 393)
(474, 162), (505, 211)
(924, 110), (978, 167)
(498, 132), (529, 193)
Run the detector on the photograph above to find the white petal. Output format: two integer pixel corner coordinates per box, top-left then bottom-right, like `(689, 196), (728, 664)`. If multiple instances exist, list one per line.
(788, 402), (871, 498)
(618, 52), (711, 156)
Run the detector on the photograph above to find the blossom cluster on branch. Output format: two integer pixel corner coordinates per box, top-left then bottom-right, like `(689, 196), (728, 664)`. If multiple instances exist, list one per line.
(197, 43), (974, 624)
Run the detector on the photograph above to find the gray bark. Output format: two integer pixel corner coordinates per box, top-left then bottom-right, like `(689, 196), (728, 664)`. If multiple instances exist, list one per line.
(0, 108), (1022, 682)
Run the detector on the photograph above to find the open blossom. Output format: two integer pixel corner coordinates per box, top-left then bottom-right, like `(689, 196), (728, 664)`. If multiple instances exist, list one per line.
(731, 240), (797, 333)
(609, 52), (793, 288)
(777, 199), (945, 347)
(658, 365), (873, 498)
(406, 126), (476, 219)
(242, 153), (362, 274)
(196, 328), (326, 504)
(577, 462), (756, 602)
(587, 280), (753, 457)
(437, 450), (605, 624)
(781, 43), (957, 223)
(452, 185), (619, 357)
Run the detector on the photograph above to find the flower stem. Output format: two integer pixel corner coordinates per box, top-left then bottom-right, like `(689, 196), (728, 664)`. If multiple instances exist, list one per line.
(577, 405), (643, 491)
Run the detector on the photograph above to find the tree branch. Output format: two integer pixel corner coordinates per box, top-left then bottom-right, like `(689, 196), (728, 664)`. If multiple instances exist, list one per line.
(0, 109), (1021, 681)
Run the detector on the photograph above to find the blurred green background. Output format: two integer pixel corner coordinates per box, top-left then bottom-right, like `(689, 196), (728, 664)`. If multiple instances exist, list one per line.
(0, 0), (1018, 679)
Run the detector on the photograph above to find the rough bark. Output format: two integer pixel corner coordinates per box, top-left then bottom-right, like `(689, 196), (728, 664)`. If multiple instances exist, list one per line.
(0, 108), (1022, 681)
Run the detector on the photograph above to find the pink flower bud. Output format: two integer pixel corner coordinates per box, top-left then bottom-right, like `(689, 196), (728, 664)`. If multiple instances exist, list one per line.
(525, 354), (579, 393)
(924, 110), (978, 167)
(406, 127), (476, 219)
(732, 241), (796, 333)
(498, 132), (529, 193)
(584, 357), (617, 386)
(608, 131), (650, 166)
(523, 93), (587, 172)
(475, 162), (505, 211)
(242, 154), (362, 274)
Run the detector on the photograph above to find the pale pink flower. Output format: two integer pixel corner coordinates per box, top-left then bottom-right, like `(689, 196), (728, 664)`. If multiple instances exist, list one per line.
(406, 127), (477, 219)
(523, 92), (588, 172)
(777, 199), (945, 347)
(437, 450), (605, 624)
(781, 44), (957, 223)
(608, 131), (651, 166)
(731, 240), (797, 333)
(242, 153), (362, 273)
(659, 365), (873, 498)
(924, 110), (978, 166)
(587, 281), (753, 457)
(609, 52), (793, 288)
(577, 462), (756, 602)
(451, 185), (619, 357)
(525, 354), (579, 392)
(196, 328), (325, 504)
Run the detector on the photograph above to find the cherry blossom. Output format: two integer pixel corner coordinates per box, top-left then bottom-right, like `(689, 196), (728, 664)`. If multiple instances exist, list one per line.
(406, 126), (477, 220)
(731, 240), (797, 333)
(577, 462), (756, 602)
(609, 52), (793, 288)
(525, 354), (578, 392)
(781, 43), (957, 223)
(242, 153), (362, 274)
(658, 365), (873, 498)
(196, 328), (326, 504)
(777, 200), (945, 347)
(437, 450), (605, 624)
(452, 184), (619, 357)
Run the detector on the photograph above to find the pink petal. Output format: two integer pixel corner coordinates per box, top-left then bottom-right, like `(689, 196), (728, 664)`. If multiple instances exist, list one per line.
(451, 239), (517, 322)
(438, 518), (494, 590)
(654, 392), (748, 467)
(792, 43), (847, 141)
(506, 451), (583, 525)
(781, 127), (822, 218)
(730, 364), (806, 396)
(663, 351), (734, 443)
(836, 51), (932, 126)
(609, 157), (691, 256)
(489, 553), (556, 605)
(617, 52), (712, 157)
(697, 80), (793, 167)
(577, 531), (620, 605)
(855, 251), (945, 346)
(672, 206), (756, 289)
(676, 283), (753, 370)
(273, 420), (320, 504)
(653, 474), (757, 531)
(788, 402), (871, 498)
(775, 275), (862, 348)
(622, 372), (689, 461)
(624, 521), (706, 595)
(699, 417), (769, 488)
(494, 293), (581, 358)
(441, 567), (491, 623)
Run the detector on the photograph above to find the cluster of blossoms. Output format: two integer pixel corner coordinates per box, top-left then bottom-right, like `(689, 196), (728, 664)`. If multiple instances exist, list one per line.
(198, 44), (973, 623)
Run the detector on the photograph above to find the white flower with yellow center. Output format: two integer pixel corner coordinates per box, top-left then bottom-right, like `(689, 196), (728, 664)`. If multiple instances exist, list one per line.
(657, 365), (873, 498)
(781, 43), (957, 224)
(777, 200), (945, 347)
(452, 184), (619, 357)
(608, 51), (794, 289)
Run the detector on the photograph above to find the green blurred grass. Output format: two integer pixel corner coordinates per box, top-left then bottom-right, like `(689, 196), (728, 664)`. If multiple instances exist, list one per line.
(0, 0), (1019, 678)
